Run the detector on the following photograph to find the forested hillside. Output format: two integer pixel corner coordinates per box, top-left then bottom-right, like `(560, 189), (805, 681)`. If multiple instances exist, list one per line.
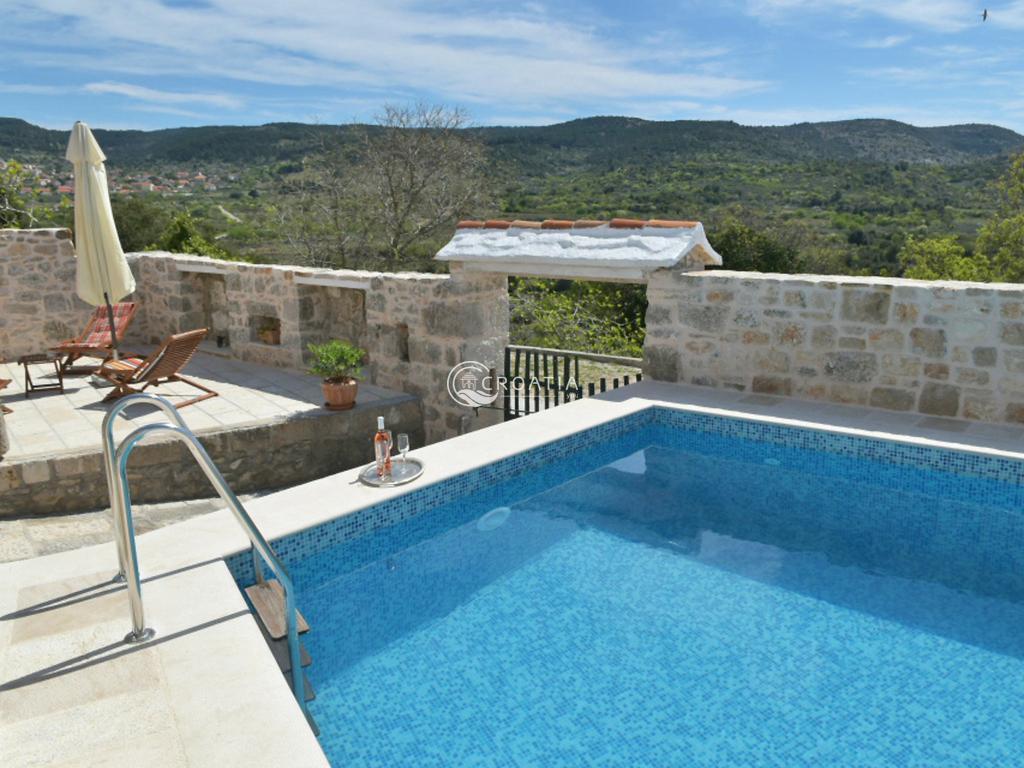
(5, 116), (1021, 165)
(3, 115), (1022, 275)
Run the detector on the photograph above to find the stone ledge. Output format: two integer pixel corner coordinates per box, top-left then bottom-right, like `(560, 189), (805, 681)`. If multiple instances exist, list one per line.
(0, 394), (424, 517)
(695, 269), (1024, 293)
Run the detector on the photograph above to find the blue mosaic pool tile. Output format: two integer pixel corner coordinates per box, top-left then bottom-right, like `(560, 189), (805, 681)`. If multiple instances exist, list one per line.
(227, 410), (656, 584)
(227, 406), (1024, 588)
(293, 442), (1024, 767)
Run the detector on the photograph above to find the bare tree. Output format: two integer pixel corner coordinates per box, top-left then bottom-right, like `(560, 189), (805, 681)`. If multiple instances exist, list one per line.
(357, 104), (492, 268)
(280, 132), (365, 269)
(282, 104), (491, 270)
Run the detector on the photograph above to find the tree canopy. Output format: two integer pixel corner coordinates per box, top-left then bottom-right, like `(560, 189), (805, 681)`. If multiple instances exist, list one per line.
(896, 152), (1024, 283)
(0, 161), (40, 228)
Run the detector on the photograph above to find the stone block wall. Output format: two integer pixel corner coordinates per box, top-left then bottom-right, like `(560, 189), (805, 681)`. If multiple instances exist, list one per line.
(297, 283), (366, 357)
(125, 252), (508, 442)
(364, 263), (509, 440)
(644, 270), (1024, 424)
(0, 228), (97, 358)
(0, 394), (423, 516)
(0, 233), (509, 443)
(127, 254), (309, 368)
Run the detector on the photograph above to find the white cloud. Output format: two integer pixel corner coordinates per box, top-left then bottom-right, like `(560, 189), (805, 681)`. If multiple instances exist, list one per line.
(855, 66), (951, 84)
(84, 82), (243, 110)
(745, 0), (977, 32)
(128, 104), (209, 119)
(4, 0), (1020, 131)
(0, 82), (68, 95)
(913, 43), (974, 55)
(6, 0), (767, 116)
(714, 103), (1015, 127)
(861, 34), (910, 48)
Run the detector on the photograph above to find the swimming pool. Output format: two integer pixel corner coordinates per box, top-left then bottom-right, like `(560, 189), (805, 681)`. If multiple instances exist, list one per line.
(230, 407), (1024, 766)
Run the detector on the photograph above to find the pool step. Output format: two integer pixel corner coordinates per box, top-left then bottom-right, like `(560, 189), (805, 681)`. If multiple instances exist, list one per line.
(256, 624), (315, 698)
(245, 577), (318, 734)
(263, 629), (312, 672)
(305, 709), (320, 737)
(244, 579), (310, 639)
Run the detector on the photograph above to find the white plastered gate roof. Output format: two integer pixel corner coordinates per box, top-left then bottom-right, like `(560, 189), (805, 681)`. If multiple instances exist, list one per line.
(435, 218), (722, 282)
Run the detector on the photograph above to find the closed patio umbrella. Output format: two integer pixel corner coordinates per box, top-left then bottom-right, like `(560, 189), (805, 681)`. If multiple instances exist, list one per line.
(65, 121), (135, 355)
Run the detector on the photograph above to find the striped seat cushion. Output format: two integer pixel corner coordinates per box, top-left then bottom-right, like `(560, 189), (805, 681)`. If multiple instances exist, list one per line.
(102, 357), (146, 375)
(80, 304), (136, 348)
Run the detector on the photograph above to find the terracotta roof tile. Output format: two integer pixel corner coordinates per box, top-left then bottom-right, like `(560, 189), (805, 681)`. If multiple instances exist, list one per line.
(455, 217), (700, 231)
(648, 219), (698, 228)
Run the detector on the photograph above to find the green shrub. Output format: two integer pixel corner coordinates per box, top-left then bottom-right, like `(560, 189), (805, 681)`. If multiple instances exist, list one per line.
(152, 212), (239, 261)
(712, 220), (804, 273)
(307, 339), (365, 382)
(899, 235), (990, 281)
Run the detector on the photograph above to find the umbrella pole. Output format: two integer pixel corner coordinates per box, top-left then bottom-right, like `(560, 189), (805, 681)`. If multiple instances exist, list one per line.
(104, 292), (120, 361)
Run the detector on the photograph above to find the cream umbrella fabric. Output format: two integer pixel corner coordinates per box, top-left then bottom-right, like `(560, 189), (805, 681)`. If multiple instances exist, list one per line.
(65, 121), (135, 350)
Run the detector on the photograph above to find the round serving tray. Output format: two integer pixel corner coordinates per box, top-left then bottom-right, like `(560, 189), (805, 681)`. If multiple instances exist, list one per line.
(358, 457), (425, 487)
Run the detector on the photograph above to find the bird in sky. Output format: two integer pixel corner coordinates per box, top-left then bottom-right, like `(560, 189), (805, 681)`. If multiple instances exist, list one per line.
(982, 8), (988, 20)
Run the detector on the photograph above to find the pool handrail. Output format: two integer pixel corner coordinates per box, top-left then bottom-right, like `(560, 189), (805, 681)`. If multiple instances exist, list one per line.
(100, 393), (306, 713)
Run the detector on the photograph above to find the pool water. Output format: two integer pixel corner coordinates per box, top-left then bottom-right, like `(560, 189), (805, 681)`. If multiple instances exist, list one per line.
(288, 424), (1024, 767)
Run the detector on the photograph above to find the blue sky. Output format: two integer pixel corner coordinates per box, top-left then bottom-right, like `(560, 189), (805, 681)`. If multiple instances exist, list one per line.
(3, 0), (1023, 131)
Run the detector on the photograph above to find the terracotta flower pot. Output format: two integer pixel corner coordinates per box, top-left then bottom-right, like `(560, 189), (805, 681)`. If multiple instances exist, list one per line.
(322, 378), (358, 410)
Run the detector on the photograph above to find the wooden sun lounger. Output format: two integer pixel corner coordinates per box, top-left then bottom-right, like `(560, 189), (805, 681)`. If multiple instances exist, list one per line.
(51, 302), (139, 374)
(97, 328), (217, 409)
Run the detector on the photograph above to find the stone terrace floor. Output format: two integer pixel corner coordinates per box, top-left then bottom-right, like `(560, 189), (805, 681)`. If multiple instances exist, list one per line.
(0, 346), (398, 460)
(0, 348), (404, 563)
(0, 494), (262, 564)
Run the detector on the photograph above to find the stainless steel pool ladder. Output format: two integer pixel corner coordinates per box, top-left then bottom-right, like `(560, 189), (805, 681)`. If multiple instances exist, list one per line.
(100, 392), (308, 715)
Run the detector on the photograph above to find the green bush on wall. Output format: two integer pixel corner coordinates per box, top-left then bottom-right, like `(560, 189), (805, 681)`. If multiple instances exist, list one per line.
(307, 339), (366, 383)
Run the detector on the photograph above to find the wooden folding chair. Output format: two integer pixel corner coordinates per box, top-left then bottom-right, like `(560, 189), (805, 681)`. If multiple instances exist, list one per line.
(97, 328), (217, 409)
(51, 302), (139, 374)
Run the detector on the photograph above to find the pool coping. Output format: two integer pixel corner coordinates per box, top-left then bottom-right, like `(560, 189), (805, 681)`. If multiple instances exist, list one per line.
(4, 379), (1024, 766)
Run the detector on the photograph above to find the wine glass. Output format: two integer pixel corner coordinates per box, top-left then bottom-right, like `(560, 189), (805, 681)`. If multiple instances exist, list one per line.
(398, 433), (410, 464)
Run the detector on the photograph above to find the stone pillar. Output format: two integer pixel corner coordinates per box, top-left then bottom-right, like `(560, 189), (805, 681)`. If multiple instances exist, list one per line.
(0, 228), (88, 357)
(364, 264), (509, 443)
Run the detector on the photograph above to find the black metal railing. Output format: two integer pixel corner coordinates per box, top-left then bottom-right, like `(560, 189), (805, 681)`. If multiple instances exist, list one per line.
(502, 344), (642, 420)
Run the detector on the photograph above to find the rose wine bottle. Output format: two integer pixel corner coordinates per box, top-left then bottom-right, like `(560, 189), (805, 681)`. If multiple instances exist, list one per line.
(374, 416), (392, 480)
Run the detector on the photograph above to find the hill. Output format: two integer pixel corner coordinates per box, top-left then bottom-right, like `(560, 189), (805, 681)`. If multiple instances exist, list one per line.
(3, 116), (1022, 167)
(2, 116), (1022, 274)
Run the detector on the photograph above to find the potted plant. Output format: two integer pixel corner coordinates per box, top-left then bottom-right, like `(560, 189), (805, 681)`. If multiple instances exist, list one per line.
(308, 339), (366, 410)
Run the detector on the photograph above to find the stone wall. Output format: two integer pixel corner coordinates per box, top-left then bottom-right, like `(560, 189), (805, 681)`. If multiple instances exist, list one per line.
(0, 233), (509, 443)
(364, 263), (509, 439)
(644, 270), (1024, 424)
(8, 229), (1024, 431)
(125, 252), (508, 442)
(0, 394), (422, 516)
(297, 283), (366, 355)
(0, 228), (97, 359)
